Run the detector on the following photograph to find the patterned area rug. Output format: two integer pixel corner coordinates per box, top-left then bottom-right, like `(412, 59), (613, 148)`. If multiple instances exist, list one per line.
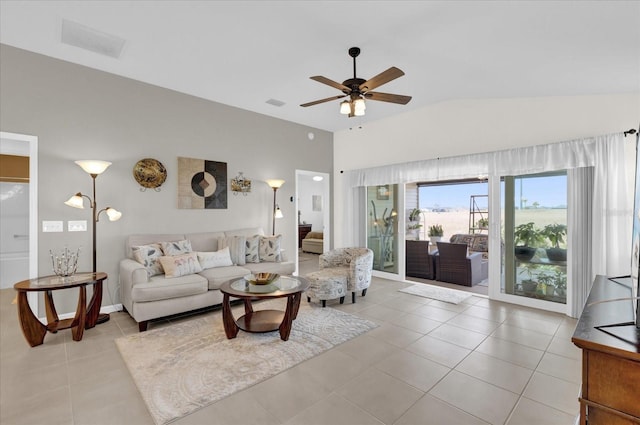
(400, 284), (472, 304)
(115, 301), (377, 425)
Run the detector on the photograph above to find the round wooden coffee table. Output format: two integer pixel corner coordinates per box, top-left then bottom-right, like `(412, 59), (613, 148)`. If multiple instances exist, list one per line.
(13, 272), (108, 347)
(219, 275), (309, 341)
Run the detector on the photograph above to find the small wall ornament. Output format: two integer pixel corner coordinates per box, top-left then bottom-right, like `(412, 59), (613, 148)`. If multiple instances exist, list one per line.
(230, 171), (251, 196)
(133, 158), (167, 191)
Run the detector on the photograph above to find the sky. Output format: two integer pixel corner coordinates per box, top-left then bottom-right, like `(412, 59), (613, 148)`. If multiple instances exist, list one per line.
(419, 175), (568, 210)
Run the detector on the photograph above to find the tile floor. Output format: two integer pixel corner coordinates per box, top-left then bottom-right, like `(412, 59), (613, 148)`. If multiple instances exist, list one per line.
(1, 256), (581, 425)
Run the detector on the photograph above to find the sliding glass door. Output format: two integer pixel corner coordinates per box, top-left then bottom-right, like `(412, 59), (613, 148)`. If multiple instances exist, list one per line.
(367, 184), (399, 275)
(496, 171), (568, 311)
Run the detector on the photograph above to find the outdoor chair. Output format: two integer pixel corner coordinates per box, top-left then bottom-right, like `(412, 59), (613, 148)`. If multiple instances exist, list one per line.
(435, 242), (487, 286)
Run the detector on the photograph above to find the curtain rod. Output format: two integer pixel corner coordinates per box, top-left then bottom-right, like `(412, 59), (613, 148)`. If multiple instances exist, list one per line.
(624, 124), (639, 137)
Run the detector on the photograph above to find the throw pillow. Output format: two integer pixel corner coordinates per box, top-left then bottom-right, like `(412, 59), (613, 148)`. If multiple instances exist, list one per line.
(160, 239), (193, 256)
(158, 252), (202, 278)
(132, 243), (164, 277)
(245, 235), (261, 263)
(217, 236), (246, 265)
(259, 235), (282, 262)
(197, 247), (234, 269)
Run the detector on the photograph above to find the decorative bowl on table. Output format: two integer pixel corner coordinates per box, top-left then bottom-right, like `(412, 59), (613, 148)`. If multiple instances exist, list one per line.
(244, 273), (279, 285)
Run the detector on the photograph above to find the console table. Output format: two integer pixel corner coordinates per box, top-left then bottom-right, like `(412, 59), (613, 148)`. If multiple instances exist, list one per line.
(298, 224), (312, 248)
(14, 272), (108, 347)
(571, 275), (640, 424)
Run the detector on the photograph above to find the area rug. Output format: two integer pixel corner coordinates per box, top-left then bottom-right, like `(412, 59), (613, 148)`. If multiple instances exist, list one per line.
(115, 301), (377, 425)
(400, 284), (472, 304)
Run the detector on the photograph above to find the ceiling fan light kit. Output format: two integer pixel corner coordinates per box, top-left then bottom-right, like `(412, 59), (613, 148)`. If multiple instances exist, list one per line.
(301, 47), (411, 118)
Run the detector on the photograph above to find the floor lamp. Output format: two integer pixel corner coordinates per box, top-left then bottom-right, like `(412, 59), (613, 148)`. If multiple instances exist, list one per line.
(265, 179), (284, 235)
(65, 160), (122, 326)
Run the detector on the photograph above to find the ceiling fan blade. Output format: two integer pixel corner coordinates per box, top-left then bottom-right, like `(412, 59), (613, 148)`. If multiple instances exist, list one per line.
(300, 94), (347, 107)
(310, 76), (350, 92)
(364, 91), (412, 105)
(359, 67), (405, 92)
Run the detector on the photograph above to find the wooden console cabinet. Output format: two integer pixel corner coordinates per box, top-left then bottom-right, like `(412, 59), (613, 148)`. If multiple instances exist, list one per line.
(572, 275), (640, 424)
(298, 224), (312, 248)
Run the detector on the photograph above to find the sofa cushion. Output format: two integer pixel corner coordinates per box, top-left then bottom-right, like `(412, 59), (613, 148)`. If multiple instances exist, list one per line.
(158, 252), (203, 278)
(259, 235), (282, 262)
(160, 239), (193, 255)
(305, 231), (323, 240)
(197, 247), (234, 269)
(245, 235), (260, 263)
(197, 265), (251, 290)
(217, 236), (246, 265)
(471, 235), (488, 252)
(450, 234), (474, 248)
(132, 243), (164, 277)
(131, 273), (208, 302)
(185, 232), (225, 252)
(125, 234), (185, 259)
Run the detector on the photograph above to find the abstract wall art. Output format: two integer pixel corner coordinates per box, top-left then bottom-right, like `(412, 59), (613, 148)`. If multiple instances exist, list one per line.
(177, 157), (227, 209)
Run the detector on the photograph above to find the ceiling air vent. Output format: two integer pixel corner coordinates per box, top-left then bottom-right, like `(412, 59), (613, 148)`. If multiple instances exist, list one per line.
(61, 19), (126, 59)
(266, 99), (286, 107)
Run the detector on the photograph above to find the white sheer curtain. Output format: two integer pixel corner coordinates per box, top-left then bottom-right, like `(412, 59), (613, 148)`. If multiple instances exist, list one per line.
(568, 167), (593, 317)
(342, 133), (632, 314)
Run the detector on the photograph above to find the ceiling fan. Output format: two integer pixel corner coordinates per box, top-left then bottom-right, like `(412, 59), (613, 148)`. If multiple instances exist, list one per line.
(300, 47), (412, 117)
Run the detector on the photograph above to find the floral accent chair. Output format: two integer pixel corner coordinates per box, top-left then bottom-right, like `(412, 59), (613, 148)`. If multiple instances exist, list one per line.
(305, 247), (374, 307)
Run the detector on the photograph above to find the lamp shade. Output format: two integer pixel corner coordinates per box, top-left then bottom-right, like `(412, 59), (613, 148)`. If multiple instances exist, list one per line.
(275, 206), (283, 219)
(354, 97), (366, 116)
(266, 179), (285, 189)
(105, 207), (122, 221)
(339, 100), (350, 115)
(64, 193), (85, 209)
(75, 160), (112, 175)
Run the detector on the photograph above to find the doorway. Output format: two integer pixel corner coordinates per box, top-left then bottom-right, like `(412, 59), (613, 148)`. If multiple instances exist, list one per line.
(295, 170), (330, 276)
(0, 131), (38, 312)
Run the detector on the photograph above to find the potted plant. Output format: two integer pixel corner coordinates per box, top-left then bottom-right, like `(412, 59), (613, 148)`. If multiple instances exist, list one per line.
(518, 262), (539, 295)
(406, 208), (422, 240)
(476, 217), (489, 229)
(428, 224), (443, 244)
(542, 223), (567, 262)
(514, 222), (544, 261)
(553, 269), (567, 297)
(536, 271), (556, 297)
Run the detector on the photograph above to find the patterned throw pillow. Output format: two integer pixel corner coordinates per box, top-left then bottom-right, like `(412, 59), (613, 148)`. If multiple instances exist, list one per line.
(160, 239), (193, 256)
(217, 236), (246, 265)
(158, 252), (202, 278)
(245, 235), (261, 263)
(197, 247), (234, 269)
(259, 235), (282, 262)
(132, 243), (164, 277)
(471, 235), (488, 252)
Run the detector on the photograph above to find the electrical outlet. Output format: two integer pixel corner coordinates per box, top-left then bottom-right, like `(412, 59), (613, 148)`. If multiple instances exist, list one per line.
(42, 221), (63, 232)
(68, 220), (87, 232)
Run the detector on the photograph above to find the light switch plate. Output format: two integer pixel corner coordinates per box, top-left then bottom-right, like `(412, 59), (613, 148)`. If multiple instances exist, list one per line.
(42, 221), (63, 232)
(68, 220), (87, 232)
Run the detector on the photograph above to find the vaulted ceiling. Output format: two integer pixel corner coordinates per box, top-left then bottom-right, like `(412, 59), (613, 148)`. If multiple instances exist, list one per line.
(1, 1), (639, 132)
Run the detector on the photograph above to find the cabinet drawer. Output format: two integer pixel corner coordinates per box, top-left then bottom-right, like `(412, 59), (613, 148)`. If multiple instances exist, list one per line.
(587, 350), (640, 418)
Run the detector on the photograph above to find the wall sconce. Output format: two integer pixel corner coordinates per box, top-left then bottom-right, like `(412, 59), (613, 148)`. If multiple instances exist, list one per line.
(64, 159), (122, 325)
(230, 171), (251, 195)
(265, 179), (285, 235)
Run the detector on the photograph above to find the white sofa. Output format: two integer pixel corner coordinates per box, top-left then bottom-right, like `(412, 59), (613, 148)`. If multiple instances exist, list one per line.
(119, 227), (294, 331)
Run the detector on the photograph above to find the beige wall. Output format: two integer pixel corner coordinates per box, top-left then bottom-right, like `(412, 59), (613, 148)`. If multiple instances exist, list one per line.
(0, 44), (333, 314)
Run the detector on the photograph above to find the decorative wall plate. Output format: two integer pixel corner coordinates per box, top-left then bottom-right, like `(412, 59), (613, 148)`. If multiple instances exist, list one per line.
(133, 158), (167, 191)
